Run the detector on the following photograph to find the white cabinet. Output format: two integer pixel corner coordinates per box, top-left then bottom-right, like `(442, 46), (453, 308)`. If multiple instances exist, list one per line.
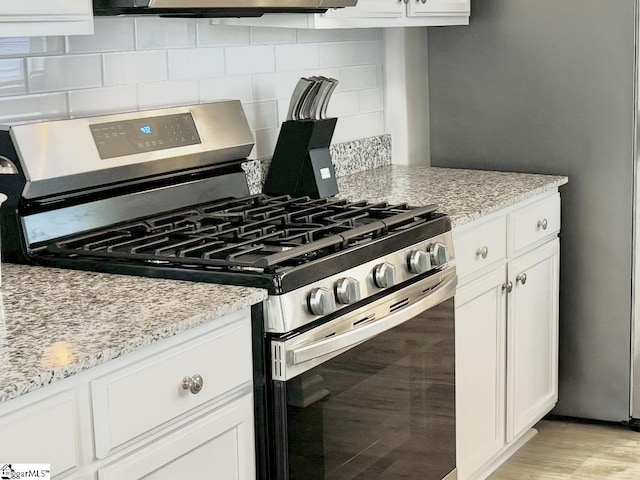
(0, 308), (255, 480)
(453, 191), (561, 480)
(507, 240), (559, 442)
(214, 0), (470, 29)
(0, 392), (79, 476)
(408, 0), (470, 16)
(455, 267), (506, 480)
(0, 0), (93, 37)
(98, 394), (255, 480)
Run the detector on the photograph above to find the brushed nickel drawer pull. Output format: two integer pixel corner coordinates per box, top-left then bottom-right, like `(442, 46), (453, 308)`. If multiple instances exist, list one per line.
(516, 273), (528, 285)
(502, 281), (513, 293)
(182, 374), (204, 394)
(537, 218), (548, 230)
(476, 246), (489, 259)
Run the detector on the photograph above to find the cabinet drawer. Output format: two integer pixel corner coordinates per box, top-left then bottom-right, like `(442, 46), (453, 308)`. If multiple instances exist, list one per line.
(92, 318), (252, 459)
(509, 193), (560, 254)
(454, 215), (507, 281)
(0, 392), (78, 476)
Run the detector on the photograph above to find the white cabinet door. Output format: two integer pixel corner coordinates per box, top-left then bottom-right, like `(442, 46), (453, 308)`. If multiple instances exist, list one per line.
(2, 0), (89, 16)
(408, 0), (470, 15)
(98, 393), (255, 480)
(455, 266), (507, 480)
(0, 0), (93, 36)
(324, 0), (405, 18)
(506, 239), (559, 442)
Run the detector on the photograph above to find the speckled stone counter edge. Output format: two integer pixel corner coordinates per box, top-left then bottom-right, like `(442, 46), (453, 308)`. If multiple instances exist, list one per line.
(0, 263), (268, 404)
(0, 293), (266, 404)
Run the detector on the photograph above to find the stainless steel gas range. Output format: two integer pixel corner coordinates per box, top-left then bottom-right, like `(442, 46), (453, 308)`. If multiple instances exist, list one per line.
(0, 101), (457, 480)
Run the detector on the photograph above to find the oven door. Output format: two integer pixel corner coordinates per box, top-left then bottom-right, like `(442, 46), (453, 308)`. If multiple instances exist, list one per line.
(269, 268), (457, 480)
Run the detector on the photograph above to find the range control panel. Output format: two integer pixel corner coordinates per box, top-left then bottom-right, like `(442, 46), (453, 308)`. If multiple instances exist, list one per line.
(89, 112), (201, 159)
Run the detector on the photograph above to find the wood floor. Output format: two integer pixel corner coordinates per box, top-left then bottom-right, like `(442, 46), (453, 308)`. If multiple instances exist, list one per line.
(488, 418), (640, 479)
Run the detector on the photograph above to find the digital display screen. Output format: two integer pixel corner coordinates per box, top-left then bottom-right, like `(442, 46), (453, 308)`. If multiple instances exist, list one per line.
(90, 113), (201, 159)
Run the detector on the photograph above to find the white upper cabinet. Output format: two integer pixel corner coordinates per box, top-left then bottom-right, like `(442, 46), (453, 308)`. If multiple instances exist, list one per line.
(214, 0), (470, 29)
(408, 0), (470, 16)
(0, 0), (93, 37)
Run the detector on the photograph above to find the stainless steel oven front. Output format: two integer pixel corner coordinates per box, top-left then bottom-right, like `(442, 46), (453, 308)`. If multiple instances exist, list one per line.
(267, 267), (457, 480)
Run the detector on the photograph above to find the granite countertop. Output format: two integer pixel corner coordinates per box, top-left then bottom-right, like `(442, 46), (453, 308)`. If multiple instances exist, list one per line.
(0, 264), (267, 404)
(337, 166), (568, 227)
(0, 164), (567, 405)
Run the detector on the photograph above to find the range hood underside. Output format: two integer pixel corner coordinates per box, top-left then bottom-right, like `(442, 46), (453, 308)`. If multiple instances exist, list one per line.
(94, 0), (355, 16)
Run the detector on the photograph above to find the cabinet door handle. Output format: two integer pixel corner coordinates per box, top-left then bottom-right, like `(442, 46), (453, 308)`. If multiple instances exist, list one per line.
(420, 0), (427, 3)
(516, 273), (527, 285)
(502, 281), (513, 293)
(402, 0), (409, 4)
(476, 246), (489, 259)
(182, 374), (204, 394)
(537, 218), (548, 230)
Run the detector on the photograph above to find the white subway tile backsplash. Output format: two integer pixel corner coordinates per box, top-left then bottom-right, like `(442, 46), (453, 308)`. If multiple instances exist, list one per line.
(197, 22), (250, 46)
(252, 72), (300, 101)
(68, 85), (138, 117)
(319, 41), (383, 68)
(135, 18), (196, 50)
(326, 90), (359, 118)
(243, 101), (278, 130)
(0, 59), (25, 97)
(276, 98), (290, 124)
(275, 44), (318, 72)
(66, 18), (134, 53)
(0, 19), (385, 155)
(137, 80), (199, 109)
(338, 65), (378, 91)
(359, 88), (383, 113)
(297, 28), (381, 43)
(0, 93), (67, 123)
(199, 76), (253, 103)
(225, 45), (275, 75)
(333, 111), (384, 143)
(168, 48), (224, 81)
(27, 55), (102, 93)
(0, 37), (64, 58)
(251, 27), (296, 45)
(252, 127), (280, 159)
(298, 67), (340, 80)
(103, 50), (167, 86)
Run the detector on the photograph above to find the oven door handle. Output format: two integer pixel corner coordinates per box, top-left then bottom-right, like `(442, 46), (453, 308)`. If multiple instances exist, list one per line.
(288, 274), (457, 366)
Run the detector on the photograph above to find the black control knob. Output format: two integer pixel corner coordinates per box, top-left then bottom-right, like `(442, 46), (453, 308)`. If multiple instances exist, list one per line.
(335, 277), (361, 304)
(373, 262), (396, 288)
(307, 287), (336, 316)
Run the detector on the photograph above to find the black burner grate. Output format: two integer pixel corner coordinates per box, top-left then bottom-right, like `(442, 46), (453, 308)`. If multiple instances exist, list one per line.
(48, 194), (440, 272)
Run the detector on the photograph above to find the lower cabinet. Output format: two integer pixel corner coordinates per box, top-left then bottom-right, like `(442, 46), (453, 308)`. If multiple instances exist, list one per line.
(0, 308), (255, 480)
(455, 267), (506, 479)
(98, 393), (255, 480)
(453, 191), (560, 480)
(507, 240), (559, 442)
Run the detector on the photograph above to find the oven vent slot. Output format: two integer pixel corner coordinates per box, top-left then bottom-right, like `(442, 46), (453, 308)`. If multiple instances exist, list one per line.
(272, 343), (285, 380)
(422, 284), (438, 296)
(325, 332), (336, 338)
(353, 314), (375, 327)
(389, 298), (410, 313)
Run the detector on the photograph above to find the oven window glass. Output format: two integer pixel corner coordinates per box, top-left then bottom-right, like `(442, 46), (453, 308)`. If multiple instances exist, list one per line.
(283, 298), (456, 480)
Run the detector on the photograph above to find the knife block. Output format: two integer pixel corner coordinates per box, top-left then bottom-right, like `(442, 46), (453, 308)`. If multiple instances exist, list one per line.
(263, 118), (338, 199)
